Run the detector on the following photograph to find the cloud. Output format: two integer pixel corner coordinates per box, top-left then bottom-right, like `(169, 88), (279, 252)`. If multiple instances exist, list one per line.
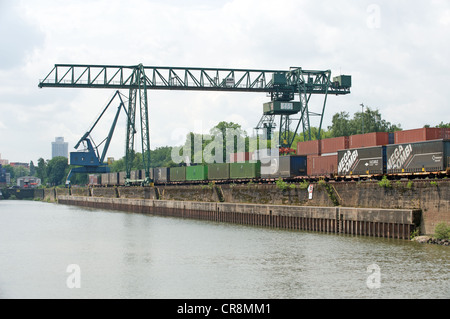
(0, 1), (45, 70)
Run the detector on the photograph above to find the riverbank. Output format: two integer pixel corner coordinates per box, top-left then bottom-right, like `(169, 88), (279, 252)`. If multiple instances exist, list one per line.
(412, 236), (450, 246)
(33, 179), (449, 235)
(7, 179), (449, 237)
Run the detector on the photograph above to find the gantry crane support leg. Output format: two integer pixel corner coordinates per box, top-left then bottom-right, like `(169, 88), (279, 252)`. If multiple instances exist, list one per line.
(138, 65), (152, 184)
(125, 81), (137, 181)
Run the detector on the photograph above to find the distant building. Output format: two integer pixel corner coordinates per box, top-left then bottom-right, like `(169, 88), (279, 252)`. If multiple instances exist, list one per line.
(0, 153), (8, 165)
(52, 137), (68, 159)
(16, 176), (41, 188)
(10, 162), (29, 169)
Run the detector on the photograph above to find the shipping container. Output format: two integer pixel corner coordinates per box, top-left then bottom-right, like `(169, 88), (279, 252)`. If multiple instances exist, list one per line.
(229, 152), (253, 163)
(130, 170), (141, 181)
(230, 162), (261, 179)
(186, 165), (208, 181)
(261, 155), (307, 178)
(108, 172), (119, 185)
(307, 155), (338, 176)
(394, 128), (446, 144)
(320, 136), (349, 154)
(119, 172), (127, 185)
(154, 167), (170, 183)
(170, 166), (186, 182)
(88, 174), (98, 185)
(386, 140), (450, 174)
(338, 146), (386, 176)
(207, 163), (230, 180)
(444, 128), (450, 140)
(140, 169), (154, 181)
(296, 140), (321, 156)
(101, 173), (109, 186)
(349, 132), (390, 149)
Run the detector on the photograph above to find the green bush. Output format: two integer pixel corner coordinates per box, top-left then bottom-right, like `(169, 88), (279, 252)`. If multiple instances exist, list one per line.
(298, 180), (309, 190)
(434, 222), (450, 240)
(276, 178), (288, 190)
(378, 176), (392, 188)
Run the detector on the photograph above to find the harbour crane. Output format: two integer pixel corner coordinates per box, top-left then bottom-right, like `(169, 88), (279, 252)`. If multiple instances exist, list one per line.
(39, 64), (351, 185)
(65, 90), (129, 185)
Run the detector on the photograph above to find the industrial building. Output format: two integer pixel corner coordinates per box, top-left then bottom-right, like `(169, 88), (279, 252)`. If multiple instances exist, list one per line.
(16, 176), (41, 188)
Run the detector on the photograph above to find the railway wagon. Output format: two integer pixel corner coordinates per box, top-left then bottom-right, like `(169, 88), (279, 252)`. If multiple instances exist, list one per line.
(186, 165), (208, 181)
(139, 169), (154, 182)
(261, 155), (307, 179)
(154, 167), (170, 183)
(337, 146), (386, 176)
(386, 139), (450, 174)
(101, 173), (109, 186)
(207, 163), (230, 180)
(230, 162), (261, 179)
(129, 170), (141, 181)
(307, 154), (338, 177)
(106, 172), (119, 186)
(170, 167), (186, 182)
(118, 172), (127, 185)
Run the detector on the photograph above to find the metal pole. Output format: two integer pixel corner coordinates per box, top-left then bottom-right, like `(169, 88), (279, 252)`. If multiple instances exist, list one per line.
(360, 103), (365, 134)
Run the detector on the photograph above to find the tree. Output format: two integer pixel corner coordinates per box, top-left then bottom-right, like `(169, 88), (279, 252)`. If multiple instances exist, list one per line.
(436, 122), (450, 128)
(46, 157), (68, 186)
(30, 161), (36, 176)
(328, 107), (402, 137)
(36, 158), (47, 182)
(328, 111), (352, 137)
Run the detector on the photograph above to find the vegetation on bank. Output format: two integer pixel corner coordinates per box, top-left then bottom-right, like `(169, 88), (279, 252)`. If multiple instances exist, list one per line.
(434, 222), (450, 240)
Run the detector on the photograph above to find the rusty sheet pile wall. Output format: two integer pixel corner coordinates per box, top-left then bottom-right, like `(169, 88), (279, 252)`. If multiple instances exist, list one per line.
(58, 195), (420, 240)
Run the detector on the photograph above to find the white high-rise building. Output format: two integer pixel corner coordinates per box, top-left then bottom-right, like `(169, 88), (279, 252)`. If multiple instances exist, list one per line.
(52, 137), (68, 159)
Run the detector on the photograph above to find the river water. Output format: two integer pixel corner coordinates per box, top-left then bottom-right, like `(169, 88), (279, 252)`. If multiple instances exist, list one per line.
(0, 200), (448, 299)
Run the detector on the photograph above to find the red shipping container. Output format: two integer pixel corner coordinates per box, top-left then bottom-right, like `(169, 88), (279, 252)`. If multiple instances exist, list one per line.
(229, 152), (252, 163)
(307, 155), (338, 176)
(320, 136), (349, 154)
(88, 174), (98, 185)
(394, 128), (444, 144)
(349, 132), (390, 148)
(297, 140), (321, 156)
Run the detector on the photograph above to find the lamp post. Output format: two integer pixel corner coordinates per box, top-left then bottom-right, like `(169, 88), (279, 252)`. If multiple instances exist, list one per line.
(360, 103), (365, 134)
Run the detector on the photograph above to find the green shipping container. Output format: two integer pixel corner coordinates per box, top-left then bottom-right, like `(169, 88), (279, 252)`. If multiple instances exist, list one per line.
(230, 162), (261, 179)
(170, 167), (186, 181)
(207, 163), (230, 180)
(186, 165), (208, 181)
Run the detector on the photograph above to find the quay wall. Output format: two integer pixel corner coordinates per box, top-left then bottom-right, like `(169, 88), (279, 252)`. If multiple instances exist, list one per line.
(34, 179), (449, 236)
(58, 195), (421, 240)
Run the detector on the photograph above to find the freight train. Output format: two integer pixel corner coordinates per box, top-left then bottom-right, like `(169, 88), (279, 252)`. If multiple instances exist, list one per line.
(95, 131), (450, 187)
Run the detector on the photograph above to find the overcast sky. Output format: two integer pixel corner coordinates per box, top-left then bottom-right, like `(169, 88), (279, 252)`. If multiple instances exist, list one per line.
(0, 0), (449, 163)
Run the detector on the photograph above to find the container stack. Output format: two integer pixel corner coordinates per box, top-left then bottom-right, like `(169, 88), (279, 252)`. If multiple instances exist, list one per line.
(349, 132), (390, 148)
(394, 127), (450, 144)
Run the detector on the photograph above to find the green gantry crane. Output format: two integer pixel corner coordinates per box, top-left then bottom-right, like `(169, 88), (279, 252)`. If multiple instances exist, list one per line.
(39, 64), (351, 184)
